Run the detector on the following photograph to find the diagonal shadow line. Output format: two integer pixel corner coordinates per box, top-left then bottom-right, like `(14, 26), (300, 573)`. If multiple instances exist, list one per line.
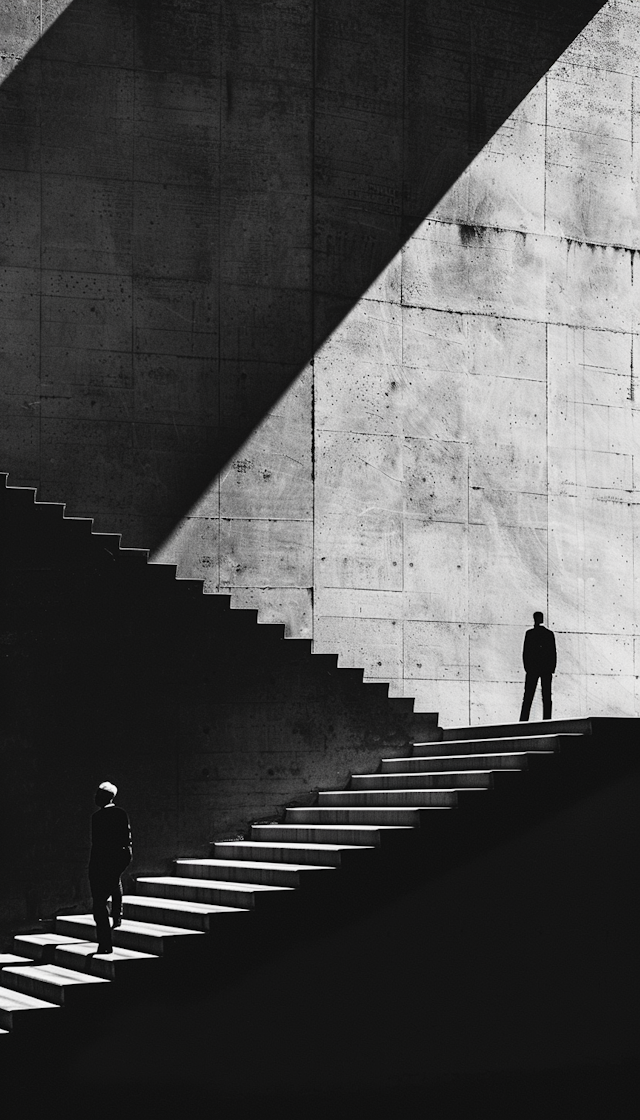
(0, 0), (608, 549)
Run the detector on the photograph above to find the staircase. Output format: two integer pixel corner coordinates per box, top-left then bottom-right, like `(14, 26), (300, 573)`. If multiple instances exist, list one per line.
(2, 714), (638, 1048)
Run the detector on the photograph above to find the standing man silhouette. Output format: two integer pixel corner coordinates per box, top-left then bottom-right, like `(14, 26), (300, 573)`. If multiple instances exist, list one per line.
(519, 612), (557, 722)
(89, 782), (132, 954)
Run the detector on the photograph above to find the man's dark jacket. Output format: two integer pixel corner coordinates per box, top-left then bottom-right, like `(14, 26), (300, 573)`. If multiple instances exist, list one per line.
(89, 804), (132, 873)
(522, 625), (557, 675)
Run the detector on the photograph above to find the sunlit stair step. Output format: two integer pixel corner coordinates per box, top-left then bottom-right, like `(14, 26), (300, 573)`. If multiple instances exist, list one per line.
(441, 719), (592, 741)
(135, 875), (294, 910)
(381, 751), (554, 773)
(350, 770), (501, 789)
(285, 805), (456, 825)
(53, 942), (160, 981)
(13, 934), (87, 964)
(123, 894), (247, 931)
(317, 789), (488, 807)
(213, 840), (375, 867)
(250, 823), (413, 846)
(175, 858), (336, 887)
(0, 964), (109, 1006)
(0, 987), (60, 1032)
(54, 913), (205, 956)
(412, 734), (569, 758)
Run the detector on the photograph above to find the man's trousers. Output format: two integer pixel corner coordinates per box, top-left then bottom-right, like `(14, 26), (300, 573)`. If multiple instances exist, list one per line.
(519, 671), (553, 721)
(89, 865), (123, 952)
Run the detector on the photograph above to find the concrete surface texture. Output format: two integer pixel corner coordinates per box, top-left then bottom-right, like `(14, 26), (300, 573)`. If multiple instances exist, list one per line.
(1, 1), (633, 727)
(309, 1), (640, 725)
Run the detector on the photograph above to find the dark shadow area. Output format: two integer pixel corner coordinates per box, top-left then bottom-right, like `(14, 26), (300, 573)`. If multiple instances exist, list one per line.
(0, 0), (607, 546)
(0, 477), (433, 942)
(6, 1062), (639, 1120)
(2, 756), (638, 1113)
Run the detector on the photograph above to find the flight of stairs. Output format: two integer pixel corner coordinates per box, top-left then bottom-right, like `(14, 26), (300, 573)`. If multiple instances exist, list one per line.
(2, 715), (637, 1046)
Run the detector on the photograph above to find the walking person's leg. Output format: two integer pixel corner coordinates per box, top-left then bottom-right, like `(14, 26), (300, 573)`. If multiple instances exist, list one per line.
(90, 874), (113, 952)
(519, 672), (538, 721)
(541, 672), (552, 720)
(111, 872), (123, 928)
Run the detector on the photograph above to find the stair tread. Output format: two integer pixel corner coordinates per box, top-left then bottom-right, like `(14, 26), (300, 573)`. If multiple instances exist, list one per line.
(382, 751), (555, 764)
(255, 823), (413, 831)
(56, 914), (205, 937)
(215, 840), (374, 852)
(440, 722), (589, 741)
(14, 934), (86, 950)
(0, 986), (59, 1011)
(56, 943), (157, 963)
(2, 964), (109, 986)
(414, 734), (572, 748)
(136, 875), (293, 893)
(356, 768), (508, 776)
(176, 858), (336, 872)
(257, 824), (412, 833)
(123, 894), (245, 915)
(0, 955), (32, 966)
(286, 806), (452, 813)
(322, 788), (485, 795)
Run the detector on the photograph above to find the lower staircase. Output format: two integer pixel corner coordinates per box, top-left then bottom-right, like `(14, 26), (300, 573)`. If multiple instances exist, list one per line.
(2, 714), (637, 1047)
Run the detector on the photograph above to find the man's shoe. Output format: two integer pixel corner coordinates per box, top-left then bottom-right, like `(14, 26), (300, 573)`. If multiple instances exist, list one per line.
(96, 944), (112, 955)
(112, 917), (121, 928)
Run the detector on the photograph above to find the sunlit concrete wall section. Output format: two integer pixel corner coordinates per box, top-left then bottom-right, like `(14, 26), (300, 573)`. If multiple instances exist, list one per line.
(313, 0), (640, 724)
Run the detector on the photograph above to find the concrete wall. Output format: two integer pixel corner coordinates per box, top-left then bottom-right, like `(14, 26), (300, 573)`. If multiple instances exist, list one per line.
(164, 0), (640, 726)
(309, 0), (640, 724)
(1, 1), (623, 729)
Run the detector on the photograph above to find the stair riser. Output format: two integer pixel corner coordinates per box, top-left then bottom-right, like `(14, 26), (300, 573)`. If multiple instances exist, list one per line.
(350, 773), (496, 789)
(174, 861), (309, 887)
(415, 735), (567, 757)
(124, 897), (250, 932)
(12, 936), (82, 964)
(0, 1001), (59, 1033)
(251, 825), (401, 845)
(135, 880), (275, 910)
(53, 917), (200, 957)
(381, 754), (542, 773)
(440, 720), (592, 741)
(285, 806), (454, 824)
(318, 790), (487, 806)
(123, 900), (214, 931)
(0, 968), (107, 1008)
(52, 947), (160, 981)
(212, 843), (348, 867)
